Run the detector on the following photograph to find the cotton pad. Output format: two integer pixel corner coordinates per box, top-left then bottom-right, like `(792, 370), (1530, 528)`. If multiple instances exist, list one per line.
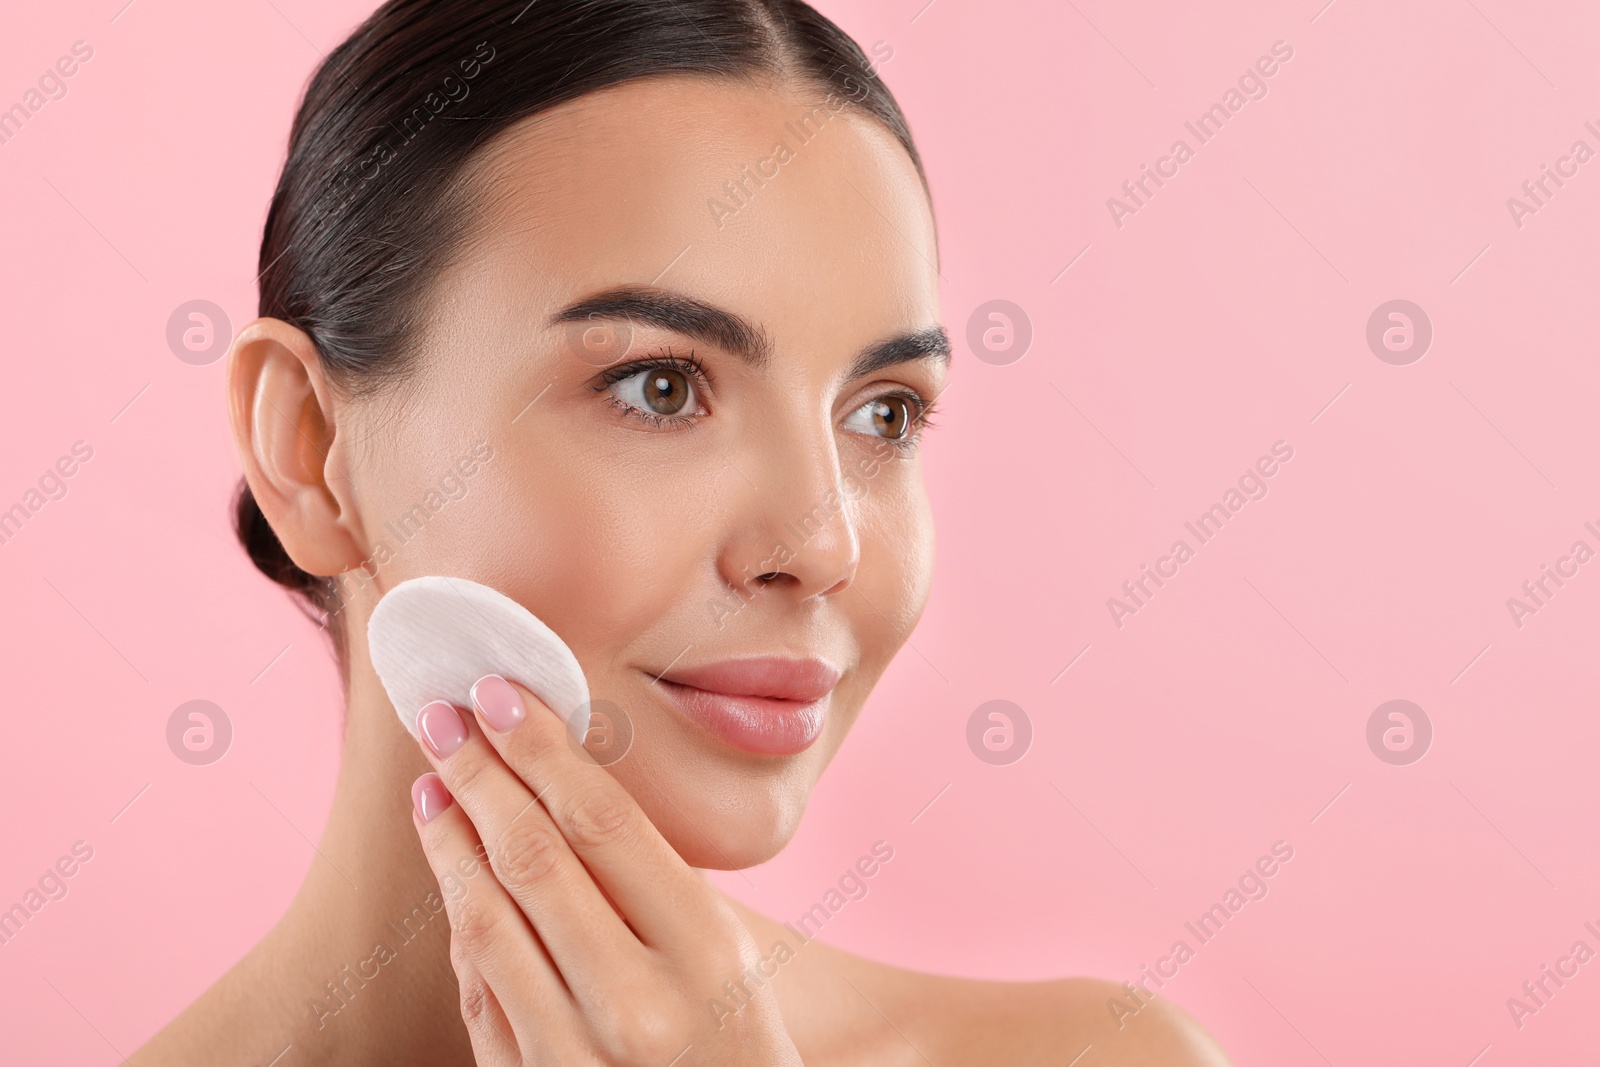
(368, 575), (591, 746)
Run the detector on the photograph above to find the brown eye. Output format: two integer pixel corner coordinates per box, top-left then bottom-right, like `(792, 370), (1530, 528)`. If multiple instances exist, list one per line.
(607, 361), (704, 423)
(843, 394), (922, 441)
(870, 396), (913, 439)
(641, 367), (689, 414)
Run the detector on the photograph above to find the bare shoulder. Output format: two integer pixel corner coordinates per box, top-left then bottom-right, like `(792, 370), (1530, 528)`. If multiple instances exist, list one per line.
(831, 952), (1234, 1067)
(723, 896), (1231, 1066)
(1003, 976), (1230, 1066)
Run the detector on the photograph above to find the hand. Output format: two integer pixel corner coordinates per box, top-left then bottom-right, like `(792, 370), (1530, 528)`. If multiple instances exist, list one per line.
(407, 674), (803, 1066)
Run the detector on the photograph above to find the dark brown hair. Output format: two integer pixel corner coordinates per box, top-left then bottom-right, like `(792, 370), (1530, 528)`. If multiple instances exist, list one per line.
(234, 0), (925, 661)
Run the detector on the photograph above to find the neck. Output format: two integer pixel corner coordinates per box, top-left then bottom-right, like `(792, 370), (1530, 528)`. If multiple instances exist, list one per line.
(257, 648), (472, 1065)
(151, 623), (852, 1066)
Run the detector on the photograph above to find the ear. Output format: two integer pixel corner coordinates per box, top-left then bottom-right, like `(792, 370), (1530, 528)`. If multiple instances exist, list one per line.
(226, 318), (365, 578)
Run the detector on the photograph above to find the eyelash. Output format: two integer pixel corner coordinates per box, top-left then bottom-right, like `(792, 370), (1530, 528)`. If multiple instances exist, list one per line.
(594, 348), (711, 430)
(593, 346), (940, 451)
(893, 396), (940, 453)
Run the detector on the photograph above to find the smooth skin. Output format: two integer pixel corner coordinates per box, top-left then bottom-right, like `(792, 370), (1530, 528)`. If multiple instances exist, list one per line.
(132, 75), (1231, 1065)
(411, 678), (804, 1065)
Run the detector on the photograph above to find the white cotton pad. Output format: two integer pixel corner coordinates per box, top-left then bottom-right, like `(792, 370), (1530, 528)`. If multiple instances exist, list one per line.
(368, 575), (591, 745)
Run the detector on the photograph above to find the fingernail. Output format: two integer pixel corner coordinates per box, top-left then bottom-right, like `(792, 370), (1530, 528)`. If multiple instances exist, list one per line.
(417, 700), (468, 758)
(412, 773), (452, 822)
(471, 674), (526, 732)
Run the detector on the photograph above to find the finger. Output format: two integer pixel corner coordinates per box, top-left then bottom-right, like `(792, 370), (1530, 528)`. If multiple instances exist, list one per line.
(449, 950), (519, 1067)
(415, 701), (645, 999)
(411, 772), (582, 1053)
(467, 674), (718, 952)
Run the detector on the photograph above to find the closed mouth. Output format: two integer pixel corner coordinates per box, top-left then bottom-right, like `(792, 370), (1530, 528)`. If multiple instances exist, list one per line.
(650, 656), (842, 755)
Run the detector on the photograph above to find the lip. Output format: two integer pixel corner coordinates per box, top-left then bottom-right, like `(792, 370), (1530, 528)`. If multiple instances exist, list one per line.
(653, 656), (843, 756)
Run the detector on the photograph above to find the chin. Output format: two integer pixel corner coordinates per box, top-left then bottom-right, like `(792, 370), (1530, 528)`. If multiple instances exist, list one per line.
(608, 744), (821, 871)
(663, 833), (796, 872)
(662, 802), (808, 871)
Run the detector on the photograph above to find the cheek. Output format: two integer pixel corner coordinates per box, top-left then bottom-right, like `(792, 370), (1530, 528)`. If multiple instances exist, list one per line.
(851, 470), (934, 657)
(440, 447), (719, 658)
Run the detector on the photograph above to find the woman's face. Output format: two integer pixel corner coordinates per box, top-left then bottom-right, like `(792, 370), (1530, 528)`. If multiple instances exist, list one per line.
(341, 75), (944, 868)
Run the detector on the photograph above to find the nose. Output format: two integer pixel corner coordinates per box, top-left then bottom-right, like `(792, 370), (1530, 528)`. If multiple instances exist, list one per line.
(717, 431), (860, 606)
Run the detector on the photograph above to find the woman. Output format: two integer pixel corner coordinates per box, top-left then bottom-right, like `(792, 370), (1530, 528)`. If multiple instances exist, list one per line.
(134, 0), (1230, 1062)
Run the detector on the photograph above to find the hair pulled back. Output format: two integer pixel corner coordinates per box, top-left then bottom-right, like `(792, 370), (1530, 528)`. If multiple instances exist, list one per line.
(234, 0), (924, 661)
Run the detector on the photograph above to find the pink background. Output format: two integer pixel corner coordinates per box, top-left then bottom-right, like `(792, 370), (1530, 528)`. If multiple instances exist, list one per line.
(2, 0), (1597, 1063)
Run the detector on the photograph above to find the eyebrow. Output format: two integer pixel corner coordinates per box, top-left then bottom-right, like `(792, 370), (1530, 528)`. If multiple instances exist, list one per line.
(548, 285), (950, 378)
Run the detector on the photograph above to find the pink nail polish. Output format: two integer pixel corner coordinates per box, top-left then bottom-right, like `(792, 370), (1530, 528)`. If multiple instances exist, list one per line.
(417, 700), (468, 757)
(412, 773), (452, 822)
(471, 674), (526, 732)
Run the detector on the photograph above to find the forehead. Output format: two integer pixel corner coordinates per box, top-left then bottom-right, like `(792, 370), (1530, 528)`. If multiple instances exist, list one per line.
(441, 74), (939, 349)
